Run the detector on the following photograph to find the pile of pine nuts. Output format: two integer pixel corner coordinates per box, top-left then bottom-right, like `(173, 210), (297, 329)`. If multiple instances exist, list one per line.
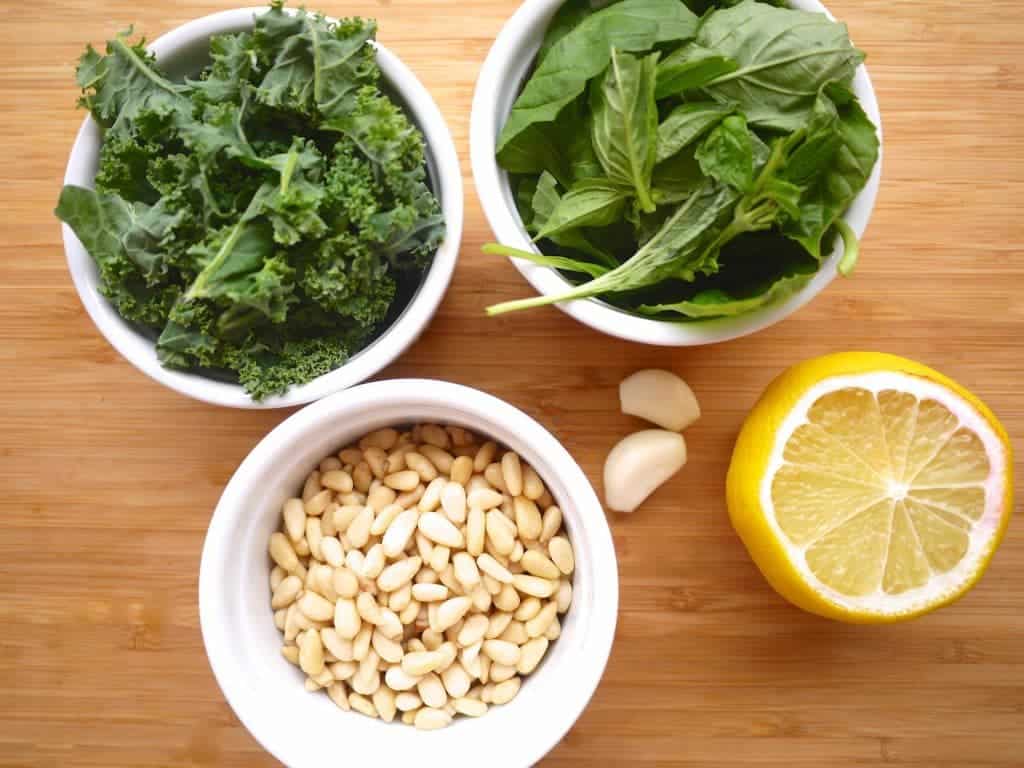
(268, 423), (575, 729)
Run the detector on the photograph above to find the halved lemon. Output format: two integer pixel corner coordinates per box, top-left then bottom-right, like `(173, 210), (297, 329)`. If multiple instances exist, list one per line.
(727, 352), (1013, 623)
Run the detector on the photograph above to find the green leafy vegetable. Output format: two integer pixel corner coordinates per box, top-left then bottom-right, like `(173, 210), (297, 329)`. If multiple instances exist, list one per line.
(496, 0), (698, 160)
(654, 44), (737, 100)
(590, 48), (660, 212)
(696, 0), (864, 132)
(57, 2), (444, 399)
(489, 0), (878, 321)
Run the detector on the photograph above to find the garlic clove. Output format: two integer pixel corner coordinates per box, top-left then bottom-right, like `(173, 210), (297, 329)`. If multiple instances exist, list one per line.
(619, 369), (700, 432)
(603, 430), (686, 513)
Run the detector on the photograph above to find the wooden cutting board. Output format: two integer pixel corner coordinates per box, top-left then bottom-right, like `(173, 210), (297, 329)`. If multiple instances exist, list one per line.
(1, 0), (1021, 765)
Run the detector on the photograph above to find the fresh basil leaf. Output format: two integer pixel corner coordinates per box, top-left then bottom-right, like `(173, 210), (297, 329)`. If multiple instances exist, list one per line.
(591, 49), (660, 212)
(537, 0), (614, 65)
(654, 44), (738, 99)
(783, 91), (879, 259)
(496, 0), (698, 157)
(698, 0), (863, 132)
(651, 148), (704, 205)
(534, 177), (629, 240)
(656, 101), (732, 164)
(530, 172), (617, 266)
(487, 180), (740, 314)
(638, 271), (812, 317)
(482, 243), (610, 279)
(695, 114), (753, 192)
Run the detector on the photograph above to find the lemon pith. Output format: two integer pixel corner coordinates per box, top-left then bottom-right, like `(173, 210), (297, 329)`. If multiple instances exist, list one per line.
(726, 352), (1014, 623)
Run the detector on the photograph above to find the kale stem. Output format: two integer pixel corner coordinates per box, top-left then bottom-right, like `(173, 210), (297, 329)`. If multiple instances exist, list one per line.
(835, 218), (860, 276)
(110, 38), (182, 94)
(280, 144), (299, 195)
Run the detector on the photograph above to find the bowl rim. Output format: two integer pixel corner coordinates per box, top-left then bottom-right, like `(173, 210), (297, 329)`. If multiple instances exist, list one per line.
(469, 0), (883, 347)
(199, 378), (619, 767)
(60, 6), (464, 409)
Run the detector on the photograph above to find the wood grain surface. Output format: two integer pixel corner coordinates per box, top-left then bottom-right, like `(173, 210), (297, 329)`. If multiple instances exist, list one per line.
(1, 0), (1022, 765)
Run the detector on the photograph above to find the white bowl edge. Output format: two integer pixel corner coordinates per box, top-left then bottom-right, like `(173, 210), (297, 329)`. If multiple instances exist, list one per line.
(469, 0), (883, 346)
(198, 379), (619, 767)
(61, 7), (464, 408)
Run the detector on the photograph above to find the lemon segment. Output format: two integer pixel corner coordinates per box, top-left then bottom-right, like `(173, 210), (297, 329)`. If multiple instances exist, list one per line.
(727, 352), (1013, 623)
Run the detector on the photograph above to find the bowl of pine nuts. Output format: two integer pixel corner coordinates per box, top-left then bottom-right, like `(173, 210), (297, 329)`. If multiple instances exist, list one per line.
(199, 379), (618, 767)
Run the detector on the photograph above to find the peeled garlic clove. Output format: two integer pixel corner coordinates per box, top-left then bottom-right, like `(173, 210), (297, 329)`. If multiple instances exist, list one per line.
(604, 430), (686, 513)
(619, 369), (700, 432)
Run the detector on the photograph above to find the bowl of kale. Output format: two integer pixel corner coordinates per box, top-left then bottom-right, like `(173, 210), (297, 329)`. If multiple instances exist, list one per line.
(57, 2), (462, 407)
(470, 0), (881, 345)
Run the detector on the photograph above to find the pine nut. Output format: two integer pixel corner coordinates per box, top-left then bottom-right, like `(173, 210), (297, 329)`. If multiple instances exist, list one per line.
(494, 581), (521, 611)
(376, 608), (403, 639)
(271, 576), (302, 609)
(282, 499), (305, 543)
(473, 441), (497, 472)
(417, 673), (447, 709)
(369, 503), (403, 536)
(482, 639), (520, 667)
(360, 544), (385, 580)
(439, 564), (464, 597)
(349, 692), (378, 718)
(345, 506), (373, 549)
(352, 462), (372, 494)
(526, 601), (558, 639)
(499, 620), (528, 645)
(327, 682), (351, 710)
(485, 612), (513, 640)
(521, 550), (560, 580)
(489, 663), (516, 683)
(420, 424), (450, 449)
(491, 677), (521, 705)
(321, 470), (354, 493)
(384, 470), (420, 492)
(298, 591), (334, 622)
(281, 645), (300, 665)
(418, 512), (464, 548)
(270, 565), (286, 591)
(418, 477), (446, 512)
(517, 637), (549, 675)
(399, 599), (421, 626)
(457, 614), (489, 647)
(305, 517), (324, 561)
(373, 686), (397, 722)
(477, 553), (513, 584)
(334, 599), (361, 640)
(485, 511), (516, 556)
(468, 488), (503, 510)
(293, 538), (311, 558)
(333, 567), (359, 599)
(402, 650), (443, 676)
(352, 625), (372, 661)
(435, 596), (472, 632)
(441, 482), (467, 523)
(470, 584), (492, 613)
(302, 471), (322, 502)
(366, 483), (397, 512)
(484, 463), (507, 493)
(372, 630), (403, 664)
(501, 452), (523, 497)
(454, 697), (488, 717)
(441, 662), (471, 698)
(414, 707), (451, 730)
(395, 691), (422, 711)
(274, 609), (287, 630)
(548, 536), (575, 575)
(510, 540), (524, 563)
(377, 556), (422, 593)
(333, 505), (362, 533)
(405, 451), (438, 482)
(540, 506), (562, 543)
(467, 507), (485, 556)
(382, 509), (418, 557)
(452, 552), (481, 590)
(319, 536), (343, 568)
(429, 545), (450, 573)
(360, 428), (399, 451)
(513, 497), (543, 541)
(522, 465), (545, 500)
(305, 489), (332, 518)
(449, 456), (474, 486)
(411, 583), (448, 602)
(363, 447), (387, 479)
(395, 483), (425, 509)
(321, 628), (353, 661)
(416, 532), (434, 563)
(298, 628), (325, 676)
(339, 448), (363, 465)
(514, 597), (541, 622)
(419, 445), (454, 474)
(512, 574), (557, 599)
(385, 665), (422, 691)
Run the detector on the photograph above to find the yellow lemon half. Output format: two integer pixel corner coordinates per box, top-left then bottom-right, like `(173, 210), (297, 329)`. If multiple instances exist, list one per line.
(727, 352), (1013, 623)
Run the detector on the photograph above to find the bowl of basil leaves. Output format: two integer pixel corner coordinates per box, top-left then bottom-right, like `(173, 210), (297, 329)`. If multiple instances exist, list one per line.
(58, 3), (463, 407)
(470, 0), (881, 345)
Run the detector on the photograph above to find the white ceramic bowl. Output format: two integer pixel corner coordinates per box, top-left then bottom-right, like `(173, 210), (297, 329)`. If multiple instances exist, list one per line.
(199, 379), (618, 767)
(61, 7), (463, 408)
(470, 0), (882, 346)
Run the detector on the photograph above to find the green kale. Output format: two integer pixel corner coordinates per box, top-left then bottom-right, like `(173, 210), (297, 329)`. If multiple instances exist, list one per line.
(56, 2), (444, 399)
